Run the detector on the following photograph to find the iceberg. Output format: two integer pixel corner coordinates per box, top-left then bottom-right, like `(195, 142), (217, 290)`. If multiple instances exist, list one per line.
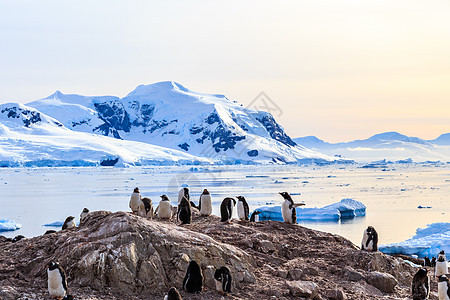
(0, 218), (22, 231)
(43, 220), (65, 227)
(255, 199), (366, 222)
(379, 222), (450, 258)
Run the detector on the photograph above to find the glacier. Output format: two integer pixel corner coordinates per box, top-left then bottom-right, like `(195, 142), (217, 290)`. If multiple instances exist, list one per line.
(254, 198), (366, 222)
(379, 223), (450, 258)
(0, 218), (22, 232)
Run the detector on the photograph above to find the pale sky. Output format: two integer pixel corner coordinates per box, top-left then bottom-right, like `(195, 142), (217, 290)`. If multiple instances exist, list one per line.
(1, 0), (449, 142)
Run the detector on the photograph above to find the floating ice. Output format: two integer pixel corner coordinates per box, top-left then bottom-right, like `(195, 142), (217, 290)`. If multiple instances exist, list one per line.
(0, 218), (22, 231)
(255, 198), (366, 222)
(43, 220), (65, 227)
(379, 222), (450, 258)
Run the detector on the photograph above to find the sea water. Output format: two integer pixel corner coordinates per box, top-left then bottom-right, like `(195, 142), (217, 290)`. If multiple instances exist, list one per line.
(0, 164), (449, 247)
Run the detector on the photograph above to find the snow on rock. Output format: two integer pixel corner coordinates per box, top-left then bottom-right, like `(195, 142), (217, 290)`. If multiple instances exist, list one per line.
(0, 219), (22, 231)
(255, 199), (365, 222)
(25, 81), (337, 164)
(379, 222), (450, 258)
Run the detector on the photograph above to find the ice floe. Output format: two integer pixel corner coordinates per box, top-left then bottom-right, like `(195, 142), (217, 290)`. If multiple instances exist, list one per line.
(0, 218), (22, 231)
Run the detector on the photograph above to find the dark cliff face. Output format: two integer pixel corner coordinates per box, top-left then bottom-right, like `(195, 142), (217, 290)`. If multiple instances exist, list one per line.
(93, 100), (131, 138)
(0, 106), (62, 128)
(256, 114), (296, 147)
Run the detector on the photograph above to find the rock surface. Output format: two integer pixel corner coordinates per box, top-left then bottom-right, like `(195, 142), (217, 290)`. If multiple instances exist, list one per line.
(0, 210), (440, 299)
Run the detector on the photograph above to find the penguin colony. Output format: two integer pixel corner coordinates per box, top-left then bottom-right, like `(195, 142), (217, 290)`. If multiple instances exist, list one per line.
(40, 187), (448, 299)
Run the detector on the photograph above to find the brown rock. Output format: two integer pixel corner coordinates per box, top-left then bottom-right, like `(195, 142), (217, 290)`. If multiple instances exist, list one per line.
(366, 271), (398, 293)
(286, 280), (319, 298)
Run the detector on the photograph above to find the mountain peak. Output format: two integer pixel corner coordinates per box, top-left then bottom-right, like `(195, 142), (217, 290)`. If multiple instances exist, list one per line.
(127, 81), (190, 97)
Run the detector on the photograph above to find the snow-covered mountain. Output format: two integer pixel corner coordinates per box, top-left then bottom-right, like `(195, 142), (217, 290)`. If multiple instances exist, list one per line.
(294, 132), (450, 163)
(0, 103), (211, 167)
(26, 81), (333, 164)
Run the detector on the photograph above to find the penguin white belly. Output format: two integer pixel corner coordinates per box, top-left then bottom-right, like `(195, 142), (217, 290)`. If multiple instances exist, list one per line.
(47, 269), (66, 298)
(436, 261), (449, 277)
(199, 195), (212, 216)
(281, 201), (292, 223)
(215, 279), (223, 291)
(438, 282), (450, 300)
(178, 189), (184, 203)
(361, 231), (369, 250)
(164, 296), (168, 300)
(254, 214), (259, 222)
(80, 212), (88, 221)
(66, 220), (76, 229)
(237, 202), (245, 221)
(158, 202), (172, 219)
(129, 193), (141, 213)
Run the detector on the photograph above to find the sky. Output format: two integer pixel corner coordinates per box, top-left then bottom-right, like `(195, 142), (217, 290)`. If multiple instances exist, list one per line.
(1, 0), (449, 142)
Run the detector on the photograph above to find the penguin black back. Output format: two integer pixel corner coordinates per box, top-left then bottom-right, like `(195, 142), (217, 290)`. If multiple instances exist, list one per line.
(177, 197), (192, 224)
(214, 266), (232, 293)
(62, 216), (75, 230)
(412, 268), (429, 300)
(183, 260), (203, 293)
(166, 286), (183, 300)
(250, 210), (261, 222)
(220, 197), (236, 222)
(141, 197), (152, 214)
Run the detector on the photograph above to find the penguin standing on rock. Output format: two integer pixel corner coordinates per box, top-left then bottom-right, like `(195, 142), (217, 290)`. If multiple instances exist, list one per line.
(220, 197), (236, 223)
(164, 287), (183, 300)
(139, 197), (154, 218)
(214, 266), (232, 294)
(279, 192), (304, 224)
(178, 187), (190, 203)
(79, 208), (89, 223)
(129, 187), (142, 214)
(177, 197), (192, 225)
(199, 189), (212, 216)
(62, 216), (76, 230)
(155, 195), (173, 219)
(438, 275), (450, 300)
(412, 268), (430, 300)
(250, 210), (261, 222)
(436, 250), (449, 277)
(45, 261), (67, 299)
(361, 226), (378, 251)
(183, 260), (203, 293)
(236, 196), (250, 222)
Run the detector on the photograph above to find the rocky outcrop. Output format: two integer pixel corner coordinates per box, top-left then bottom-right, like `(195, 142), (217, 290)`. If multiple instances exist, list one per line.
(0, 210), (439, 299)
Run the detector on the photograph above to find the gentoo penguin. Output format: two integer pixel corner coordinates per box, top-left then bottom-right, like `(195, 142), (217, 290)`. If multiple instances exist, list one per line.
(62, 216), (76, 230)
(79, 208), (89, 223)
(361, 226), (378, 252)
(44, 230), (57, 235)
(279, 192), (304, 224)
(412, 268), (430, 300)
(436, 250), (448, 277)
(220, 197), (236, 223)
(12, 235), (26, 243)
(424, 257), (431, 267)
(164, 287), (183, 300)
(183, 260), (203, 293)
(198, 189), (212, 216)
(178, 187), (190, 203)
(177, 196), (192, 225)
(214, 266), (232, 294)
(236, 196), (250, 222)
(138, 197), (154, 218)
(45, 261), (67, 299)
(155, 195), (173, 219)
(438, 275), (450, 300)
(250, 210), (261, 222)
(432, 257), (437, 268)
(129, 187), (142, 214)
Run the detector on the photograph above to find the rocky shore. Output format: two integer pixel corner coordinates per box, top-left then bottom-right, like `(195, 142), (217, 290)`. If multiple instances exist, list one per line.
(0, 210), (440, 299)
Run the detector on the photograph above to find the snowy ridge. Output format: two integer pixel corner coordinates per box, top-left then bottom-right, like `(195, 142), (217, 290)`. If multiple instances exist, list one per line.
(25, 81), (336, 164)
(294, 132), (450, 163)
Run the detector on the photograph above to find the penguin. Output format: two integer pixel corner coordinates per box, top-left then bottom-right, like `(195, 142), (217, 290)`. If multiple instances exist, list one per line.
(45, 230), (57, 235)
(177, 196), (192, 225)
(214, 266), (232, 294)
(436, 250), (448, 277)
(250, 210), (261, 222)
(182, 260), (203, 293)
(361, 226), (378, 251)
(79, 208), (89, 223)
(438, 275), (450, 300)
(164, 286), (183, 300)
(236, 196), (250, 222)
(45, 261), (67, 299)
(178, 187), (190, 204)
(11, 235), (26, 243)
(412, 268), (430, 300)
(198, 189), (212, 216)
(62, 216), (76, 230)
(279, 192), (304, 224)
(139, 197), (154, 218)
(424, 256), (431, 267)
(155, 195), (173, 219)
(220, 197), (236, 223)
(129, 187), (142, 214)
(432, 257), (437, 268)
